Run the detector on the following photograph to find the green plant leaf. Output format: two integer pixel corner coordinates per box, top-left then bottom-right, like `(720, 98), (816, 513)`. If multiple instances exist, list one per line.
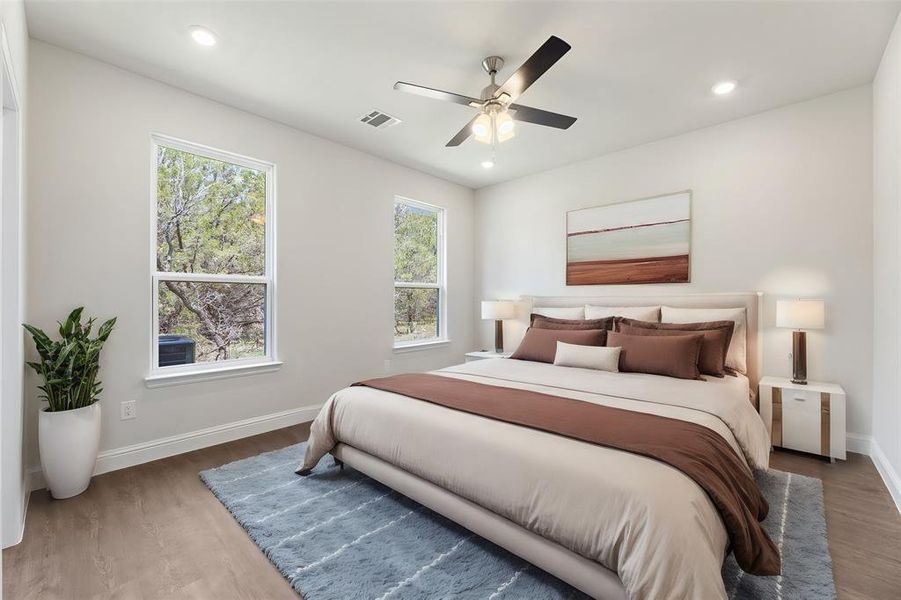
(24, 307), (116, 411)
(96, 317), (117, 342)
(58, 307), (84, 338)
(22, 323), (54, 358)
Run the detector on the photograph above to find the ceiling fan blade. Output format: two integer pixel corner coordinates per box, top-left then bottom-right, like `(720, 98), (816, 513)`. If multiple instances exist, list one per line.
(446, 115), (479, 147)
(394, 82), (482, 107)
(509, 104), (577, 129)
(495, 36), (571, 103)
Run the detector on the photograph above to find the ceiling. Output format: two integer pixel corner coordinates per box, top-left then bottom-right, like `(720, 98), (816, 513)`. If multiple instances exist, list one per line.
(25, 1), (901, 188)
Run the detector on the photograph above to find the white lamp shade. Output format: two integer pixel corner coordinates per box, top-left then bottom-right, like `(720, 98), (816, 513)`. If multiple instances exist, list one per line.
(776, 299), (825, 330)
(481, 300), (516, 320)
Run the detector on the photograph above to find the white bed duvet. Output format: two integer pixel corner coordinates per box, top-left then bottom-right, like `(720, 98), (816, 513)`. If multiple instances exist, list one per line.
(300, 359), (772, 600)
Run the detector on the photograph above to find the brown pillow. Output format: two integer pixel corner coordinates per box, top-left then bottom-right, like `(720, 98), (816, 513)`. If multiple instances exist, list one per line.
(618, 323), (731, 377)
(606, 331), (704, 380)
(530, 313), (615, 331)
(511, 328), (607, 364)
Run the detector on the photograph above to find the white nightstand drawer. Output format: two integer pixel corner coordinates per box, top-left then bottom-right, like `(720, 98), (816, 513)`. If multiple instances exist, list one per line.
(781, 394), (822, 455)
(782, 388), (823, 407)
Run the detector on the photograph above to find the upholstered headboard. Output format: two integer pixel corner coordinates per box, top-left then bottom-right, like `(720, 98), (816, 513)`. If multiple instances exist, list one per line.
(511, 292), (763, 401)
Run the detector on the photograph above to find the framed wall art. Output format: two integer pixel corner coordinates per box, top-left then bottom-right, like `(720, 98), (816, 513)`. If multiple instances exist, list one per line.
(566, 191), (691, 285)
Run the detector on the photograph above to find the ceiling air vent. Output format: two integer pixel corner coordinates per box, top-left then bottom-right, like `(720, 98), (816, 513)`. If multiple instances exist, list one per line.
(359, 109), (401, 130)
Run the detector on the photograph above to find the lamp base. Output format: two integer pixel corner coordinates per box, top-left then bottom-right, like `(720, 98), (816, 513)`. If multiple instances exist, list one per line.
(792, 330), (807, 385)
(494, 320), (504, 354)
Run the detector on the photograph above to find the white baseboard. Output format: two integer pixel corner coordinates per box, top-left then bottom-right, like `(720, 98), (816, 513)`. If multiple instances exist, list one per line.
(28, 403), (321, 492)
(27, 467), (40, 492)
(1, 485), (28, 549)
(19, 487), (29, 542)
(869, 438), (901, 515)
(846, 432), (872, 455)
(843, 432), (901, 515)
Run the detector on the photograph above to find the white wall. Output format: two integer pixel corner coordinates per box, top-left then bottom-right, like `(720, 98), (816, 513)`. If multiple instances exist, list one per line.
(24, 41), (474, 477)
(475, 86), (874, 437)
(873, 13), (901, 510)
(0, 0), (27, 550)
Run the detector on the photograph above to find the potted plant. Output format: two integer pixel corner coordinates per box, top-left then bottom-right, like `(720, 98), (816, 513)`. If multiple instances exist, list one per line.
(23, 307), (116, 499)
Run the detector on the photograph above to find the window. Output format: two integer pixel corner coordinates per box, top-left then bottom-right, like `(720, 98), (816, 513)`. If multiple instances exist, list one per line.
(149, 135), (276, 381)
(394, 197), (446, 348)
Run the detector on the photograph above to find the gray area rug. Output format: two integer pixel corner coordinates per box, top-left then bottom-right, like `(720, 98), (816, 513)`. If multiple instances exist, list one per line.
(200, 442), (835, 599)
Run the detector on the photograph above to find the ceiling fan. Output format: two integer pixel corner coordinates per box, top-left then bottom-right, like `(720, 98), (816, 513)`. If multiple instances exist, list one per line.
(394, 35), (577, 148)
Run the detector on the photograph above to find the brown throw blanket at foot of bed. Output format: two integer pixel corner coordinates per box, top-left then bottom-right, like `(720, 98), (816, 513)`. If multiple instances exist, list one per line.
(350, 373), (780, 576)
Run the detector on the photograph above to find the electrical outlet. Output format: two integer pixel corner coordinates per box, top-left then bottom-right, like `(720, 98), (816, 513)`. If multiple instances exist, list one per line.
(120, 400), (136, 420)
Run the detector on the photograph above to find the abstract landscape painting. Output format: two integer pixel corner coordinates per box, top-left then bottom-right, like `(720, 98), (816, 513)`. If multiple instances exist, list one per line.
(566, 191), (691, 285)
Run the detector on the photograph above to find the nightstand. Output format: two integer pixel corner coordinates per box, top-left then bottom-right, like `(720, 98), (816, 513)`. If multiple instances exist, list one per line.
(465, 351), (512, 362)
(759, 376), (846, 461)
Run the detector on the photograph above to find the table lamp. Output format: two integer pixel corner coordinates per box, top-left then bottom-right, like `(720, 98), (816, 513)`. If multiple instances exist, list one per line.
(481, 300), (516, 353)
(776, 299), (825, 385)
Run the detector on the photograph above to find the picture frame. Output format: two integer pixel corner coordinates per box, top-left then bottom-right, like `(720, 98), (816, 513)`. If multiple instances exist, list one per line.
(565, 190), (691, 285)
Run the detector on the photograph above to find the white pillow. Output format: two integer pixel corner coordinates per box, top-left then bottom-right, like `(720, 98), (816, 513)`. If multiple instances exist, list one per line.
(553, 341), (621, 372)
(585, 305), (661, 322)
(532, 306), (585, 320)
(660, 306), (747, 373)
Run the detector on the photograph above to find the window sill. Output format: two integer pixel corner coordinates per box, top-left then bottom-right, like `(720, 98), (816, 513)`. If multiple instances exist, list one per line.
(144, 360), (283, 388)
(393, 339), (451, 354)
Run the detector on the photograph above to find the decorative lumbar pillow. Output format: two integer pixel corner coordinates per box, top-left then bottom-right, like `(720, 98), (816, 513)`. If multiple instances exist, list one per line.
(553, 341), (621, 372)
(585, 305), (661, 322)
(531, 313), (615, 331)
(532, 306), (585, 320)
(606, 331), (704, 380)
(618, 320), (734, 377)
(661, 307), (747, 373)
(511, 328), (606, 364)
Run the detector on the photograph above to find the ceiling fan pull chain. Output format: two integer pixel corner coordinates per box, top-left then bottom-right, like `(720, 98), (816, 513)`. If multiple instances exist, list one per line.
(491, 111), (497, 146)
(493, 113), (499, 154)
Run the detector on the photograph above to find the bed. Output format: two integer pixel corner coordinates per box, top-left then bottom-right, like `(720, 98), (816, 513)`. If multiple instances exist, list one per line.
(299, 292), (770, 599)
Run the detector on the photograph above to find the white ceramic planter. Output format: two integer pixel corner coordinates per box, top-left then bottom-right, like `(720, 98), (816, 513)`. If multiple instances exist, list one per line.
(38, 402), (101, 499)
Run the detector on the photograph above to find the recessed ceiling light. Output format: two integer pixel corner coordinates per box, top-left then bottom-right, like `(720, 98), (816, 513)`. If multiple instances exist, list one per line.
(190, 26), (218, 47)
(481, 160), (495, 169)
(712, 80), (737, 96)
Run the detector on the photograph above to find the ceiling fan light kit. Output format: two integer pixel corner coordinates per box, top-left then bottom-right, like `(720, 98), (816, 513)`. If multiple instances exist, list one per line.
(471, 106), (516, 145)
(393, 35), (578, 166)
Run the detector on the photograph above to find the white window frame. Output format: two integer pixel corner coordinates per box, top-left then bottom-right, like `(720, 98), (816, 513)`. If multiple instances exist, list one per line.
(393, 196), (448, 351)
(146, 133), (279, 387)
